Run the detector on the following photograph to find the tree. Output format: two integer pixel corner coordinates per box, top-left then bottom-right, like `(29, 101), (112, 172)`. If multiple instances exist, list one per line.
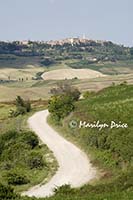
(50, 81), (81, 101)
(10, 96), (31, 117)
(40, 57), (55, 66)
(16, 96), (25, 107)
(48, 95), (74, 121)
(49, 81), (80, 121)
(130, 47), (133, 55)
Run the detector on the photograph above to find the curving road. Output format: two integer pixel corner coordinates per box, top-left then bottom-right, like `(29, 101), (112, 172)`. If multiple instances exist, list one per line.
(22, 110), (96, 198)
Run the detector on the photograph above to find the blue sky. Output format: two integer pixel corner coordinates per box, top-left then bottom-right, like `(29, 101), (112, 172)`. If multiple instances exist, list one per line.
(0, 0), (132, 46)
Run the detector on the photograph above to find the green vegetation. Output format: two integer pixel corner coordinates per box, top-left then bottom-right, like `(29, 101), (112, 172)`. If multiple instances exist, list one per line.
(0, 40), (133, 76)
(0, 100), (57, 194)
(10, 96), (31, 117)
(0, 39), (133, 199)
(0, 183), (18, 199)
(48, 82), (80, 121)
(47, 84), (133, 200)
(0, 40), (132, 61)
(48, 95), (75, 121)
(67, 59), (133, 75)
(0, 84), (132, 200)
(83, 91), (96, 99)
(0, 130), (50, 191)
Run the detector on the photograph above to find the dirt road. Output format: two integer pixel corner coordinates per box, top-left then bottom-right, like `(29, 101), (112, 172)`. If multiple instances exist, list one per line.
(22, 110), (96, 197)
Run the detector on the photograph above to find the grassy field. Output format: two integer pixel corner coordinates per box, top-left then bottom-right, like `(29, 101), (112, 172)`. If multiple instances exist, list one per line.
(0, 65), (44, 80)
(67, 59), (133, 75)
(0, 58), (69, 80)
(46, 84), (133, 200)
(0, 100), (58, 193)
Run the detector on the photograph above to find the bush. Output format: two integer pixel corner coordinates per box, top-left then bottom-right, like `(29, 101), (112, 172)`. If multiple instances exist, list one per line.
(21, 131), (39, 149)
(27, 151), (45, 169)
(54, 184), (74, 195)
(10, 96), (31, 117)
(83, 91), (95, 99)
(0, 130), (18, 156)
(7, 172), (29, 185)
(0, 183), (17, 199)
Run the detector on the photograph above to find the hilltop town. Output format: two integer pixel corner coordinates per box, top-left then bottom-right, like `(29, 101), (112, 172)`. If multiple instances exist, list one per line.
(2, 36), (115, 47)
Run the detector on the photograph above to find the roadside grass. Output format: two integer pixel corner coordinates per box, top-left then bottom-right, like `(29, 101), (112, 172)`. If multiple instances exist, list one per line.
(48, 84), (133, 172)
(0, 100), (58, 193)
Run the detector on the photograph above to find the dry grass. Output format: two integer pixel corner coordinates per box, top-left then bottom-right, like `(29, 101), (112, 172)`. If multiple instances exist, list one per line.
(0, 74), (133, 102)
(0, 65), (44, 80)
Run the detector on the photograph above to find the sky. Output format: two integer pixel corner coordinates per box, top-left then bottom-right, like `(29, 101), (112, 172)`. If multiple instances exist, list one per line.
(0, 0), (132, 46)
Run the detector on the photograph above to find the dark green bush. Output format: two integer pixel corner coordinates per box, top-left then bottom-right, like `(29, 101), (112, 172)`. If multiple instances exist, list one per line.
(0, 183), (17, 199)
(54, 184), (74, 195)
(27, 151), (45, 169)
(7, 172), (29, 185)
(21, 131), (39, 149)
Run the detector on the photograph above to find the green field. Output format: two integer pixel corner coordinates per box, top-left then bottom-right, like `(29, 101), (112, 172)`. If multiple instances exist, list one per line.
(67, 59), (133, 75)
(47, 84), (133, 200)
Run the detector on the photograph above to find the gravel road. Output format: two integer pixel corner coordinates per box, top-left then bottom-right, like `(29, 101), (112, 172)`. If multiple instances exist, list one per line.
(22, 110), (96, 198)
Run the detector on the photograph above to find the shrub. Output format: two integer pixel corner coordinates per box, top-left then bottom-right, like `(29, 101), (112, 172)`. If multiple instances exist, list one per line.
(54, 184), (73, 195)
(0, 183), (17, 199)
(83, 91), (95, 99)
(7, 172), (29, 185)
(21, 131), (39, 149)
(27, 151), (45, 169)
(10, 96), (31, 117)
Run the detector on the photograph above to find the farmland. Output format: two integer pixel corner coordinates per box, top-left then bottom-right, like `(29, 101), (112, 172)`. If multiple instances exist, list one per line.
(0, 39), (133, 200)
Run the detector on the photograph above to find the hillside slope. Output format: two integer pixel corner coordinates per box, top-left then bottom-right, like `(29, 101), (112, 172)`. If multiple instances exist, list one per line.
(47, 84), (133, 200)
(42, 68), (106, 80)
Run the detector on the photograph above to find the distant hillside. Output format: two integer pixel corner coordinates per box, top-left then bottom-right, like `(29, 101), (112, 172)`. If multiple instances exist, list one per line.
(0, 38), (133, 78)
(0, 38), (132, 62)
